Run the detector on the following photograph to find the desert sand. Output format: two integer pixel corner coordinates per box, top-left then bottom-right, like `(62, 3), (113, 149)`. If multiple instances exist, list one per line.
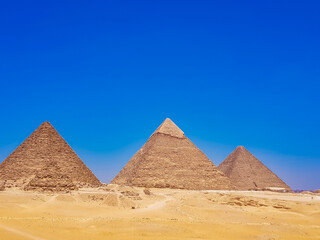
(0, 185), (319, 240)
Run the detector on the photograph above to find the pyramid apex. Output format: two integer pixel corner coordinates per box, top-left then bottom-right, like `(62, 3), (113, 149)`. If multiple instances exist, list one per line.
(233, 146), (251, 156)
(236, 145), (246, 150)
(153, 118), (184, 138)
(37, 121), (56, 131)
(41, 121), (52, 126)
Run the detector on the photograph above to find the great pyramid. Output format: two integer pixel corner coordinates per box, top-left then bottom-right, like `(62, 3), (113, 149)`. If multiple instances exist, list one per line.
(24, 161), (77, 192)
(0, 121), (101, 188)
(112, 118), (236, 190)
(217, 146), (291, 191)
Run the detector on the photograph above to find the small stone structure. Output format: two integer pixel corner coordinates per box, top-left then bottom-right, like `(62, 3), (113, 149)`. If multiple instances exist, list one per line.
(0, 181), (5, 191)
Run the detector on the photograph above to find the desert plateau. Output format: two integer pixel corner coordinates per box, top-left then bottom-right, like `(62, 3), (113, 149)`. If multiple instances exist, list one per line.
(0, 185), (319, 240)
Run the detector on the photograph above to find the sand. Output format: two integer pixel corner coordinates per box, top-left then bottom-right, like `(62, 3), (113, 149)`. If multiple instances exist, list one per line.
(0, 185), (319, 240)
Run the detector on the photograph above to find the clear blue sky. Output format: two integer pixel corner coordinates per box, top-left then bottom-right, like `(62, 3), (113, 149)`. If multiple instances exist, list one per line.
(0, 1), (319, 190)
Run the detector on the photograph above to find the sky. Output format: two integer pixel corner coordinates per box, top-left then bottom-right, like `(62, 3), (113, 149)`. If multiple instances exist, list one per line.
(0, 0), (319, 190)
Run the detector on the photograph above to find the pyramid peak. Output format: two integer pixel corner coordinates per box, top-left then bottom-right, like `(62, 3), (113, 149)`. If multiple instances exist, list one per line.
(236, 146), (246, 151)
(152, 118), (184, 138)
(39, 121), (54, 128)
(232, 146), (253, 157)
(35, 121), (57, 133)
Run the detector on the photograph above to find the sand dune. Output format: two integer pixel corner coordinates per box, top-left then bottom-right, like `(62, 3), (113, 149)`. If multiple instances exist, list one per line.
(0, 186), (319, 240)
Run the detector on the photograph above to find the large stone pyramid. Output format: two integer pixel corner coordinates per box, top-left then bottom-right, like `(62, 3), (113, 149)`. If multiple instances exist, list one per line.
(217, 146), (291, 191)
(112, 118), (235, 190)
(0, 122), (101, 188)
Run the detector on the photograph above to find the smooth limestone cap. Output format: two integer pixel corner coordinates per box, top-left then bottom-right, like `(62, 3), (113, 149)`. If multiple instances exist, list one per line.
(152, 118), (184, 138)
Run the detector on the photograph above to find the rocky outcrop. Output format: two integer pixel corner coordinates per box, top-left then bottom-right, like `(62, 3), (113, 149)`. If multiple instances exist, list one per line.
(0, 122), (101, 188)
(0, 181), (5, 191)
(112, 118), (236, 190)
(143, 188), (151, 195)
(218, 146), (291, 191)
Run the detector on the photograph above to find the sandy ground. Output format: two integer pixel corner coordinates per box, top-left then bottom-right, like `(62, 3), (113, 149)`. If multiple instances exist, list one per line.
(0, 185), (319, 240)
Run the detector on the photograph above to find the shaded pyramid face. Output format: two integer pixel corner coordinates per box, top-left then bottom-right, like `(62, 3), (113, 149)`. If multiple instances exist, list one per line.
(24, 161), (77, 192)
(0, 122), (101, 188)
(218, 146), (291, 191)
(112, 118), (236, 190)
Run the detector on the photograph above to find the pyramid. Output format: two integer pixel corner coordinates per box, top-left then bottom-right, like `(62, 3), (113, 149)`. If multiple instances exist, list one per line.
(217, 146), (291, 191)
(0, 122), (101, 188)
(24, 161), (77, 192)
(112, 118), (236, 190)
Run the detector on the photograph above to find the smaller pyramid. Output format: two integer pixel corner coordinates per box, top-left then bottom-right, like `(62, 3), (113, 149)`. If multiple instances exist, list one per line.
(112, 118), (236, 190)
(218, 146), (291, 191)
(25, 161), (77, 192)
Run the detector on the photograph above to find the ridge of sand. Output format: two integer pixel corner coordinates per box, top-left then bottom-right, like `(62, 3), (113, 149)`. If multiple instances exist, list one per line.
(0, 223), (48, 240)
